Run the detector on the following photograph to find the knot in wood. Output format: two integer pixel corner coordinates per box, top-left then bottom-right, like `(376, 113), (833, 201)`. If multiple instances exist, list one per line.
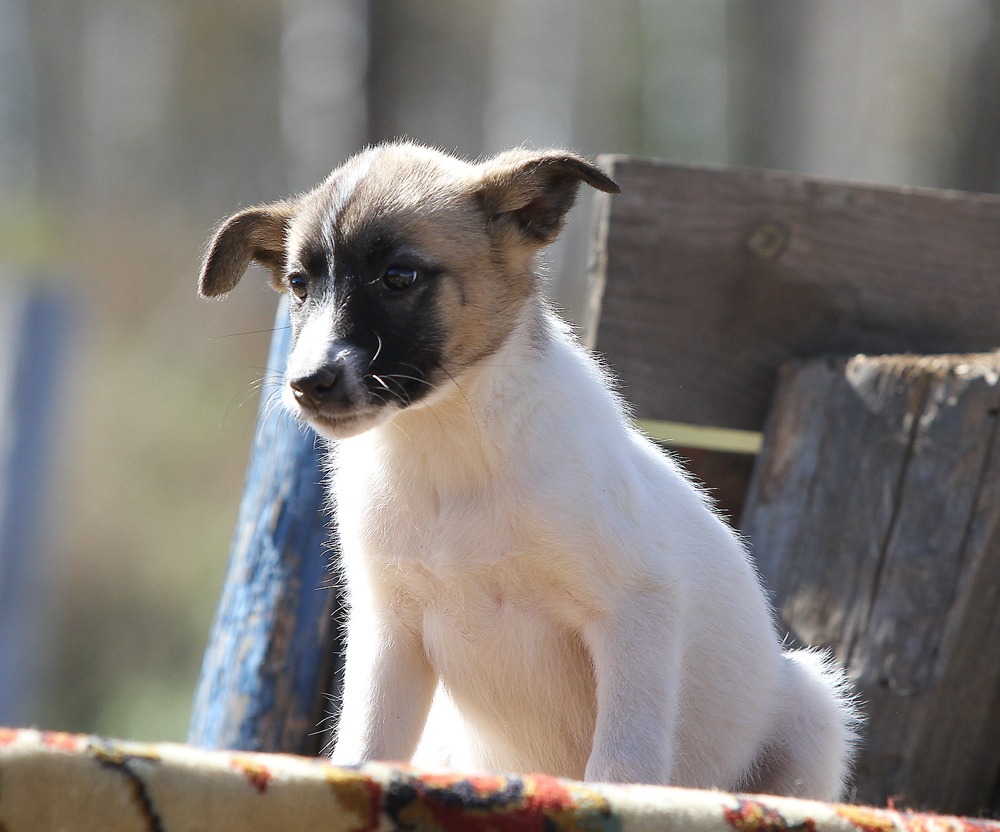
(746, 221), (790, 261)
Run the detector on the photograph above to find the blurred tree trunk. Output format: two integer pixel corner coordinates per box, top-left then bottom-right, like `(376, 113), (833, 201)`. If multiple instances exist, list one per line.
(482, 0), (582, 153)
(483, 0), (585, 323)
(727, 1), (907, 185)
(951, 2), (1000, 194)
(171, 1), (287, 210)
(29, 0), (88, 202)
(367, 0), (490, 153)
(0, 293), (74, 727)
(725, 0), (809, 171)
(0, 0), (37, 201)
(638, 0), (728, 164)
(281, 0), (368, 192)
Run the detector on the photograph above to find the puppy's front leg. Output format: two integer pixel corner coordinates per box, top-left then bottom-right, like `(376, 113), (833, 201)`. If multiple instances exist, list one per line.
(582, 602), (681, 785)
(330, 604), (436, 766)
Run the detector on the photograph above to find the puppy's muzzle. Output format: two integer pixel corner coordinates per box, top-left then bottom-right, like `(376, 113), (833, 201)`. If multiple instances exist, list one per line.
(289, 366), (344, 411)
(287, 349), (361, 415)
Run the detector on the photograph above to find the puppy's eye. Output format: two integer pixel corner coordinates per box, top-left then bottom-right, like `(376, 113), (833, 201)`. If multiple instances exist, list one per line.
(382, 266), (419, 292)
(287, 273), (308, 301)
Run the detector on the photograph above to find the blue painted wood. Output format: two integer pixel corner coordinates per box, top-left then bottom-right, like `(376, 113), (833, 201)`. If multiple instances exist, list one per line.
(188, 297), (343, 755)
(0, 288), (74, 724)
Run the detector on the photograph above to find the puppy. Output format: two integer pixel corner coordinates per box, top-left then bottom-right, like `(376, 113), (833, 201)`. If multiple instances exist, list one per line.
(199, 142), (858, 799)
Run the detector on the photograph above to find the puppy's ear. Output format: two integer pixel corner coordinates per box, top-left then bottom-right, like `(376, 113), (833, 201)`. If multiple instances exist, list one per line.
(199, 200), (298, 298)
(476, 150), (620, 246)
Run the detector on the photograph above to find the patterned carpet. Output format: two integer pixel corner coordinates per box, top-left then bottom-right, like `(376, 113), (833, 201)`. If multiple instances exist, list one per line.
(1, 728), (996, 831)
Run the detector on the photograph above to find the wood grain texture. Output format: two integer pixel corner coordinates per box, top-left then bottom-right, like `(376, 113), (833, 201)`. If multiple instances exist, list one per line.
(742, 353), (1000, 814)
(591, 158), (1000, 433)
(188, 298), (343, 756)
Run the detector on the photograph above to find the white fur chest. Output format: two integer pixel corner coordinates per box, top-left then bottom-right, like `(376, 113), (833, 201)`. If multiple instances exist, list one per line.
(336, 451), (513, 569)
(331, 424), (595, 657)
(333, 432), (533, 606)
(332, 429), (599, 771)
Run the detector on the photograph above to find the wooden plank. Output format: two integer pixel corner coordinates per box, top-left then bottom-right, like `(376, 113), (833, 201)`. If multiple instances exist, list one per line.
(741, 352), (1000, 814)
(591, 158), (1000, 434)
(188, 298), (343, 756)
(636, 419), (762, 455)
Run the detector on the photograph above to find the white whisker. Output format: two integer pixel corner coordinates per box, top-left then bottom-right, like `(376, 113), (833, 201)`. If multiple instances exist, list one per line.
(368, 331), (384, 369)
(384, 373), (435, 389)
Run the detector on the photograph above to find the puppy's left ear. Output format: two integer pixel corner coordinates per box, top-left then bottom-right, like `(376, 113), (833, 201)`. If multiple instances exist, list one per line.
(199, 199), (298, 298)
(476, 150), (620, 246)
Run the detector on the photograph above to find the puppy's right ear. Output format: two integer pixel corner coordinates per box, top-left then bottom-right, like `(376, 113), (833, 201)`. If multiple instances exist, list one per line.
(476, 150), (619, 249)
(199, 200), (297, 298)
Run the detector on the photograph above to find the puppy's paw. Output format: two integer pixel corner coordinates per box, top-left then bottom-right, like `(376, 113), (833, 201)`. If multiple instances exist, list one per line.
(329, 744), (364, 768)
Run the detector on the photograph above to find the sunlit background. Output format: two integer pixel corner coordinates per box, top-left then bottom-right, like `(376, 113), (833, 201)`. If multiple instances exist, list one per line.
(1, 0), (998, 742)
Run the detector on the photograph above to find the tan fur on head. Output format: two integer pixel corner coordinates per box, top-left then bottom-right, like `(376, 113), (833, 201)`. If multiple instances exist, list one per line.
(196, 141), (623, 442)
(198, 143), (618, 299)
(197, 142), (619, 371)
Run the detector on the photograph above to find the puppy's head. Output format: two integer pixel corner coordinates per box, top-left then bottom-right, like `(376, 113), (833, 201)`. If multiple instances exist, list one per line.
(199, 142), (618, 439)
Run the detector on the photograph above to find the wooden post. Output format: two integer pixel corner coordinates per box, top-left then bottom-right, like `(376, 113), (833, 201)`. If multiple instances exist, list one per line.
(188, 298), (343, 756)
(742, 352), (1000, 814)
(0, 287), (73, 724)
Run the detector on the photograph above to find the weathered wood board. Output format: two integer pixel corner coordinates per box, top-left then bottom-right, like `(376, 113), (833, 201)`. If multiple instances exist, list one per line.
(742, 352), (1000, 815)
(189, 298), (343, 756)
(589, 159), (1000, 520)
(591, 158), (1000, 434)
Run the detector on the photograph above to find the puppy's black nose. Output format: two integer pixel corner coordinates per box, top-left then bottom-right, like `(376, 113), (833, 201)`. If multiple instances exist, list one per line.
(289, 368), (340, 410)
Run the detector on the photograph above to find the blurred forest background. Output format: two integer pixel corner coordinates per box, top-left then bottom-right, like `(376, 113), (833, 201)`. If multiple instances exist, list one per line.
(1, 0), (999, 743)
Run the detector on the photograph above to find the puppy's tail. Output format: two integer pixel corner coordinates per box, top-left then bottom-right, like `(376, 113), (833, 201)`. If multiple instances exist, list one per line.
(746, 649), (862, 801)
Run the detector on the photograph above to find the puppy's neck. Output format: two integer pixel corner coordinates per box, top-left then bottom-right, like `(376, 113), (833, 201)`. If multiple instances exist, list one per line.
(358, 295), (549, 483)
